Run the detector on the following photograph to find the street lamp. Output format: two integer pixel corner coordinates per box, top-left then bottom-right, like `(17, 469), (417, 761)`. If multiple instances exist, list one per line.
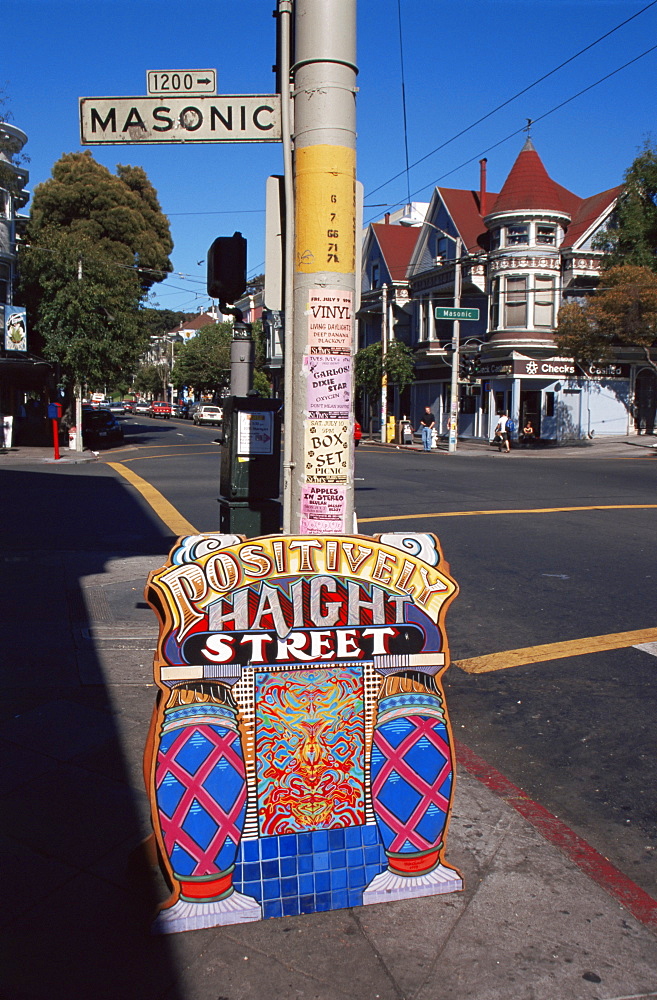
(400, 214), (462, 452)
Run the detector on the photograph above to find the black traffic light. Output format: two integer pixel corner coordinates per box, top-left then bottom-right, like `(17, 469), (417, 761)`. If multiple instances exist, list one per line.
(207, 232), (247, 304)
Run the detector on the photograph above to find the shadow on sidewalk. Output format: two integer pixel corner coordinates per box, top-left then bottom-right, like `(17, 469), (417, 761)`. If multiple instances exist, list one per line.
(0, 467), (183, 1000)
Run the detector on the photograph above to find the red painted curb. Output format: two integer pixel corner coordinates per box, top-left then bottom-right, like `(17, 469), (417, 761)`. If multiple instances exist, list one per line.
(454, 739), (657, 931)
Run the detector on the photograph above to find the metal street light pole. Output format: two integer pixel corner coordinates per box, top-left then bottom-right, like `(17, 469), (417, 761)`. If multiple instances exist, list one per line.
(399, 215), (463, 452)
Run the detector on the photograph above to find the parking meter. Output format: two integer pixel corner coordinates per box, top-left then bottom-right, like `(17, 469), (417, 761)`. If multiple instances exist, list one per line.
(220, 396), (283, 501)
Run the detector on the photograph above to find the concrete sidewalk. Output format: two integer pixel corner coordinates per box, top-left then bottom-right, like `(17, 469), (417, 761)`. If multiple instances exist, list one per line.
(1, 453), (656, 999)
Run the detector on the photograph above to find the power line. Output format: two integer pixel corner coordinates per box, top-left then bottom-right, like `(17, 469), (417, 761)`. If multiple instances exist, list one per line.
(366, 43), (657, 225)
(365, 0), (657, 200)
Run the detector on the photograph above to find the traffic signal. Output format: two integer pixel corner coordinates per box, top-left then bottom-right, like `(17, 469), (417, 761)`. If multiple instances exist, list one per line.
(207, 232), (247, 304)
(459, 357), (473, 380)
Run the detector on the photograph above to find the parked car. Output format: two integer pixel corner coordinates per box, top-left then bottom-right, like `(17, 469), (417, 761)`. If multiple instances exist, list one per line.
(354, 420), (362, 446)
(82, 408), (124, 449)
(193, 404), (223, 427)
(133, 400), (150, 415)
(148, 400), (172, 419)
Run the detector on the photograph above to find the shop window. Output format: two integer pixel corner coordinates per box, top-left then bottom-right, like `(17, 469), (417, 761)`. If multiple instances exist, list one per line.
(545, 391), (555, 417)
(534, 276), (555, 327)
(537, 225), (556, 245)
(505, 276), (527, 326)
(507, 225), (528, 246)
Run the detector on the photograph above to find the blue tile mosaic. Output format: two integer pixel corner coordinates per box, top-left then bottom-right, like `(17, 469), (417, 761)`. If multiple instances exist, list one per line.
(234, 825), (388, 920)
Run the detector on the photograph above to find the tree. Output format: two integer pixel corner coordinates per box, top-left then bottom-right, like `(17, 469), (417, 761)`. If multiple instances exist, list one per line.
(355, 340), (415, 431)
(595, 140), (657, 272)
(19, 152), (174, 400)
(134, 363), (167, 399)
(556, 265), (657, 371)
(172, 322), (232, 397)
(26, 152), (173, 292)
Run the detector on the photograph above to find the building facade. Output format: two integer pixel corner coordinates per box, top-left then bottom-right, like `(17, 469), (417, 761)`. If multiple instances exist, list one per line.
(358, 141), (649, 443)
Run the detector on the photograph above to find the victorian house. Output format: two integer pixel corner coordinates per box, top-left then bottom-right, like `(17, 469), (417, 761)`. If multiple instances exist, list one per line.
(359, 139), (633, 443)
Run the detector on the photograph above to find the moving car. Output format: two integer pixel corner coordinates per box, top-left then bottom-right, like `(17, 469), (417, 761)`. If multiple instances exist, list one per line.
(193, 404), (223, 427)
(133, 400), (150, 415)
(148, 400), (172, 419)
(81, 408), (124, 449)
(108, 401), (125, 415)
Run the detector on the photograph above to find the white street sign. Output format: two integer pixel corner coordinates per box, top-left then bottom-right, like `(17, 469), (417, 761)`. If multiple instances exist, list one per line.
(79, 95), (281, 144)
(147, 70), (216, 95)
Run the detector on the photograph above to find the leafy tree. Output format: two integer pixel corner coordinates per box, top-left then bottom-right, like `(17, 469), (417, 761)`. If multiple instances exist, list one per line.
(355, 340), (415, 432)
(20, 229), (145, 392)
(595, 140), (657, 272)
(140, 307), (191, 342)
(355, 340), (415, 398)
(26, 152), (173, 291)
(172, 322), (232, 397)
(19, 152), (174, 405)
(134, 363), (167, 399)
(556, 265), (657, 372)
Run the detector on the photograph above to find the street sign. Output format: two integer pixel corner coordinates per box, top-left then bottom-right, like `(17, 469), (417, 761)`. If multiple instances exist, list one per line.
(79, 95), (281, 144)
(147, 69), (216, 95)
(435, 306), (480, 321)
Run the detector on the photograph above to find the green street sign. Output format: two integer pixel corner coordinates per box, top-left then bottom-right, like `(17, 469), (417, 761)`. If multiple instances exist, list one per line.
(435, 306), (480, 321)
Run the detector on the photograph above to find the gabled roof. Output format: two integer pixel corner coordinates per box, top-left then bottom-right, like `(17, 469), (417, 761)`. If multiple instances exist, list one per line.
(371, 223), (420, 281)
(561, 185), (621, 249)
(439, 187), (498, 253)
(488, 139), (573, 218)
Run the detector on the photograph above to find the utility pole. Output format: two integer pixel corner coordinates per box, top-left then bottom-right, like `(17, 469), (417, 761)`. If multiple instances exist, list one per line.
(287, 0), (358, 534)
(448, 237), (462, 454)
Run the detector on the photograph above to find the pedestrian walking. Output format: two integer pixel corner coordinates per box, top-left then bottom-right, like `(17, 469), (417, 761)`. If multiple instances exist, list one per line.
(419, 406), (435, 451)
(495, 411), (511, 453)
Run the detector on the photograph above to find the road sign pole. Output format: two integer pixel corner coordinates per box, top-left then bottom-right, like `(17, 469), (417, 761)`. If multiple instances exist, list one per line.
(288, 0), (357, 534)
(448, 238), (462, 454)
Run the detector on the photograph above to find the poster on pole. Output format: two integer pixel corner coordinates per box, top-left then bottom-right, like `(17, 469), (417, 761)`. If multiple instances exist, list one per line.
(303, 355), (352, 418)
(303, 419), (350, 483)
(300, 484), (347, 532)
(306, 289), (353, 355)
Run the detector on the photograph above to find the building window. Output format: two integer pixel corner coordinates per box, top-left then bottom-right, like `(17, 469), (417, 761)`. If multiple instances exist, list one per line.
(371, 263), (380, 289)
(505, 276), (528, 326)
(507, 225), (528, 246)
(0, 262), (9, 304)
(545, 391), (555, 417)
(490, 277), (500, 329)
(534, 276), (555, 327)
(490, 228), (501, 250)
(536, 225), (556, 245)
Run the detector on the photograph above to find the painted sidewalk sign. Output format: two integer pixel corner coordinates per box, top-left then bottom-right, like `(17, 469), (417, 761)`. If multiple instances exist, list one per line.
(144, 532), (462, 934)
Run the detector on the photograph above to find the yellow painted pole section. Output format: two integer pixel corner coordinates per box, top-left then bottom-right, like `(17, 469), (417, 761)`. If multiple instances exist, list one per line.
(295, 144), (355, 273)
(455, 627), (657, 674)
(107, 462), (197, 536)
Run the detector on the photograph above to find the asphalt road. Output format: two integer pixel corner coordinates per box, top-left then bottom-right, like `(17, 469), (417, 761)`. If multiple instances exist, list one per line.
(21, 415), (657, 897)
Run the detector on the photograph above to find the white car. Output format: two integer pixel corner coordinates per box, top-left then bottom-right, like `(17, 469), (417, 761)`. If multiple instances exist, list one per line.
(193, 405), (223, 427)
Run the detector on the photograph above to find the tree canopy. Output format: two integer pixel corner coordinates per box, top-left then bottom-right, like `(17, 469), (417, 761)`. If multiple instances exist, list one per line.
(19, 152), (174, 395)
(171, 320), (270, 398)
(556, 265), (657, 370)
(26, 152), (173, 291)
(595, 140), (657, 273)
(355, 340), (415, 399)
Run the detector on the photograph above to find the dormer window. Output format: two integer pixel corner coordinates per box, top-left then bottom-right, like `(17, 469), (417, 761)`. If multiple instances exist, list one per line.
(507, 225), (529, 246)
(536, 225), (556, 246)
(371, 262), (380, 289)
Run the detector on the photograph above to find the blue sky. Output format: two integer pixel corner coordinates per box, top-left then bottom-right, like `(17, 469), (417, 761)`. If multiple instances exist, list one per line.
(4, 0), (656, 314)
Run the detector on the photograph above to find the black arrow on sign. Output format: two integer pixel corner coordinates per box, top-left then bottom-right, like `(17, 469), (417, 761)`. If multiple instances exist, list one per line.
(196, 78), (212, 84)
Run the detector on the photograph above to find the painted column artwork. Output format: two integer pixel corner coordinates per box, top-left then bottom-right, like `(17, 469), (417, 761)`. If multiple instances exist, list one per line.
(144, 532), (462, 933)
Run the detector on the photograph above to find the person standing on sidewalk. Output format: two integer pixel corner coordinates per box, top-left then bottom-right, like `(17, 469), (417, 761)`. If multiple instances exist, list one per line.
(495, 411), (511, 453)
(419, 406), (436, 451)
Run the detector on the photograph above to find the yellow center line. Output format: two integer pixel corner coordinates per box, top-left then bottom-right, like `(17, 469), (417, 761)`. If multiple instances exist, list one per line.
(107, 462), (198, 536)
(108, 450), (220, 464)
(455, 627), (657, 674)
(359, 503), (657, 523)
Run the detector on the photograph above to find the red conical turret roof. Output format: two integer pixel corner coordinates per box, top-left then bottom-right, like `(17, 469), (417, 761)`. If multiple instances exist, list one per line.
(488, 139), (572, 218)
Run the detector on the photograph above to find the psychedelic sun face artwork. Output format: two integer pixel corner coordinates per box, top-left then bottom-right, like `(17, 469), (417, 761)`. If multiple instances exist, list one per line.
(144, 532), (462, 933)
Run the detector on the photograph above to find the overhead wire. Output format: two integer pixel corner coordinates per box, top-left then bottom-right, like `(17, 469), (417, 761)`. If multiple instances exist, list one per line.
(365, 42), (657, 225)
(365, 0), (657, 201)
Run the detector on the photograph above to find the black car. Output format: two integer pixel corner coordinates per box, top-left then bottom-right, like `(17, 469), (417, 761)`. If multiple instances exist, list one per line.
(82, 408), (124, 448)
